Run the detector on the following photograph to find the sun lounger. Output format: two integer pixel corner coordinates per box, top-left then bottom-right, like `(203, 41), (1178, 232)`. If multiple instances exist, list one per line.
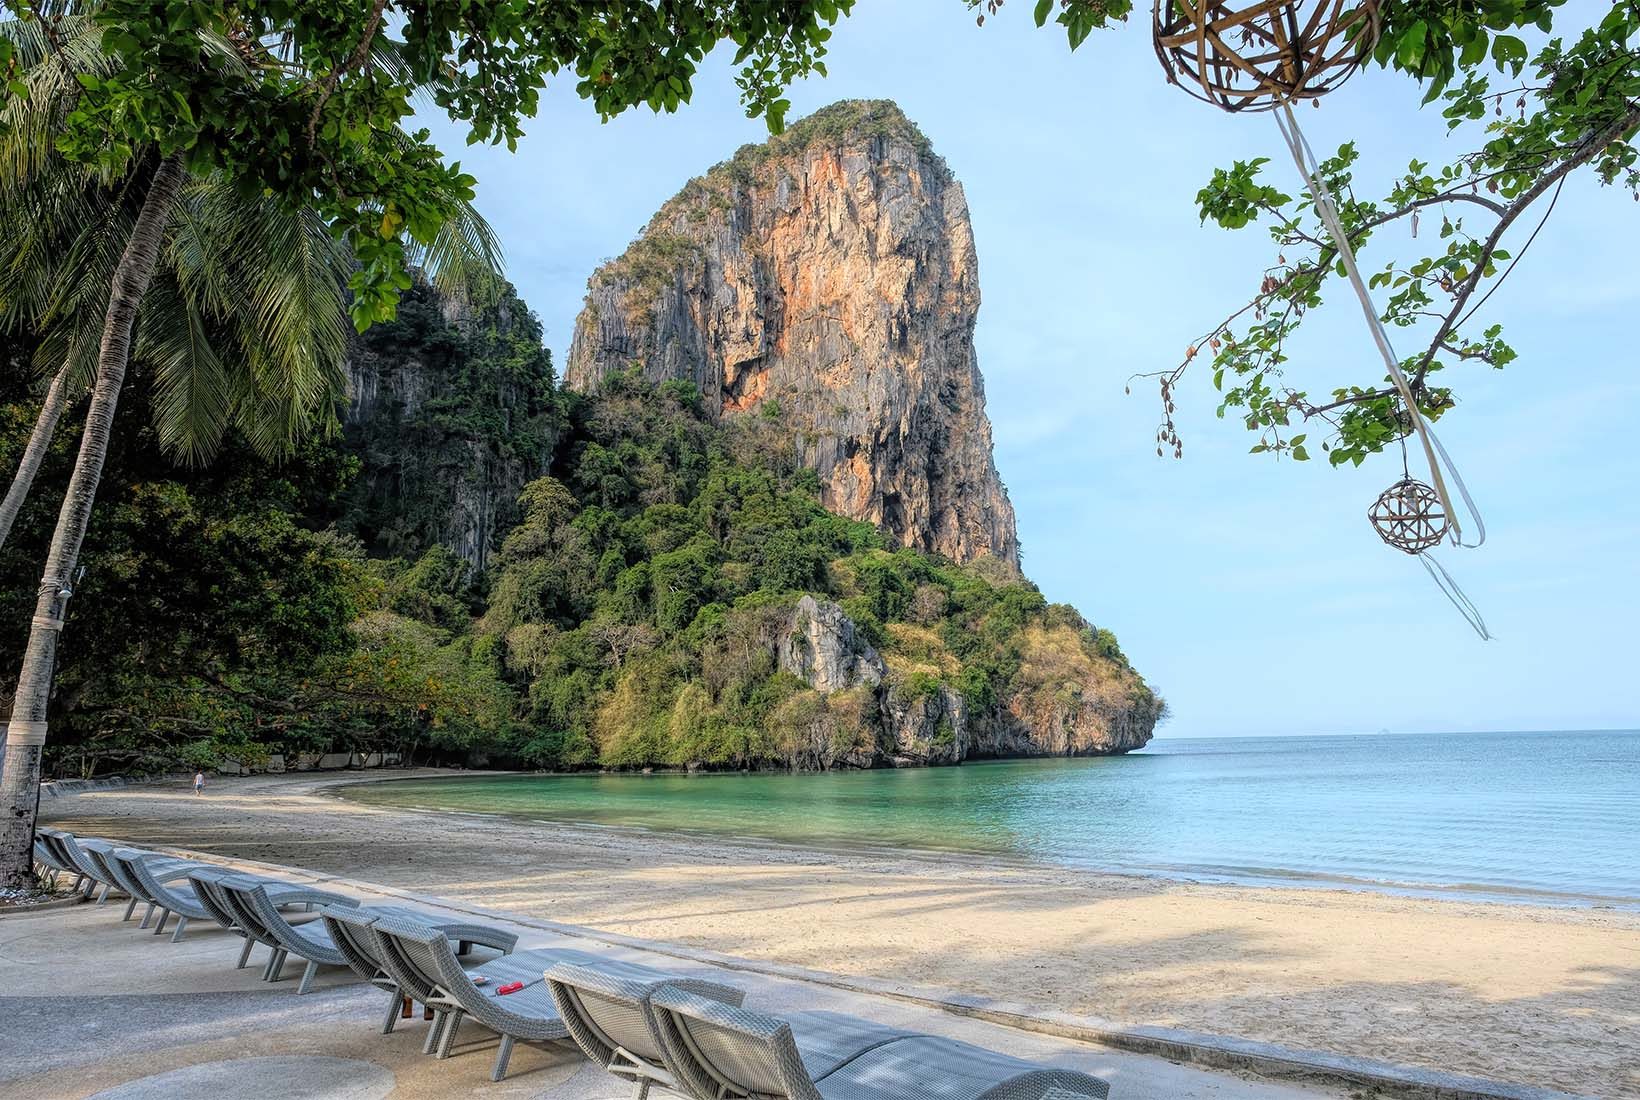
(208, 876), (361, 988)
(368, 913), (607, 1080)
(39, 832), (125, 902)
(108, 847), (227, 940)
(364, 912), (572, 1056)
(32, 827), (83, 892)
(320, 906), (520, 1035)
(544, 957), (746, 1099)
(189, 870), (355, 975)
(649, 988), (1112, 1100)
(87, 846), (202, 927)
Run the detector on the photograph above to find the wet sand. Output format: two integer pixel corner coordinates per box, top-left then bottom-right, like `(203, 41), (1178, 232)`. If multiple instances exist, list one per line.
(41, 770), (1640, 1098)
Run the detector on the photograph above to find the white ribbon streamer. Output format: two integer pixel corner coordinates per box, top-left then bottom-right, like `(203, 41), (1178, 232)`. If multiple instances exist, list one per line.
(1419, 553), (1492, 640)
(1271, 101), (1492, 639)
(1273, 102), (1487, 551)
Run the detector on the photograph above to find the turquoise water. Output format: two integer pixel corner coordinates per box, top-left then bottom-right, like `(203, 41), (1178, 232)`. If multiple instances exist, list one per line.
(342, 730), (1640, 905)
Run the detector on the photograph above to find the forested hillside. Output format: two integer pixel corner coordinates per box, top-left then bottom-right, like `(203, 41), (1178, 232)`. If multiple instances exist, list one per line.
(0, 286), (1160, 778)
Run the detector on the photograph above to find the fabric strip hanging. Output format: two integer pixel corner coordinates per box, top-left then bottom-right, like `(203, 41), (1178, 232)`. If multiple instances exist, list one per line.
(1272, 102), (1492, 639)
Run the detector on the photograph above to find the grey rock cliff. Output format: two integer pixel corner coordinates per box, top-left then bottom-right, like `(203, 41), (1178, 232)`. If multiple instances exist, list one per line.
(775, 596), (1158, 766)
(778, 595), (885, 692)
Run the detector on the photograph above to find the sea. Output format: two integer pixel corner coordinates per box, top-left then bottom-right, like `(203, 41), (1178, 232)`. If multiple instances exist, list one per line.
(340, 729), (1640, 907)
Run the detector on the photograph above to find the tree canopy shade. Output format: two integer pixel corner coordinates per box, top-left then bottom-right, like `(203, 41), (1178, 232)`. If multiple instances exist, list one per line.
(1, 0), (856, 329)
(989, 0), (1638, 466)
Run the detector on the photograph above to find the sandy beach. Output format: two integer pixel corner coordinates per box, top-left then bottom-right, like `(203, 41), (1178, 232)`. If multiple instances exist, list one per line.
(41, 770), (1640, 1098)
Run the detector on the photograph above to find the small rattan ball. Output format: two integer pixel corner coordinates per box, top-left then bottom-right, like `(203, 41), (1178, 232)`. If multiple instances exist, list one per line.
(1153, 0), (1381, 113)
(1368, 477), (1450, 555)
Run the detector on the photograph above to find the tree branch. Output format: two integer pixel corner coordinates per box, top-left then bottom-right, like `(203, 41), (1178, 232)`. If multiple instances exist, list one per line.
(1410, 101), (1640, 387)
(305, 0), (389, 149)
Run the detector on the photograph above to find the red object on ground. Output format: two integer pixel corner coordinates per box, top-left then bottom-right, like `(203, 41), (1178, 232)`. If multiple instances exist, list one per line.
(496, 981), (525, 995)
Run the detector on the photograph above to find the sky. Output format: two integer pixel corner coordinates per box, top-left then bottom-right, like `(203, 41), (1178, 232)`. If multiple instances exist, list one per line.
(420, 1), (1639, 739)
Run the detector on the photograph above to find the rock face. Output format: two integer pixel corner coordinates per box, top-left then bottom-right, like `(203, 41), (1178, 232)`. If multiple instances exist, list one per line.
(779, 595), (885, 693)
(774, 597), (1159, 766)
(341, 282), (559, 573)
(566, 100), (1019, 568)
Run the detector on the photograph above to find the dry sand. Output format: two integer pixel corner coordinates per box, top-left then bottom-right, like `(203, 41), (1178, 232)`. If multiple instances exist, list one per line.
(41, 770), (1640, 1098)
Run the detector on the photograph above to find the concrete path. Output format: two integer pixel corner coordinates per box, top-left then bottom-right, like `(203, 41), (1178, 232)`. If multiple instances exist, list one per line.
(0, 862), (1346, 1100)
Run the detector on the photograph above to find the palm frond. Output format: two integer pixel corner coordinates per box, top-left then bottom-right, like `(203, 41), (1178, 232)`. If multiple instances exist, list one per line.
(139, 272), (232, 465)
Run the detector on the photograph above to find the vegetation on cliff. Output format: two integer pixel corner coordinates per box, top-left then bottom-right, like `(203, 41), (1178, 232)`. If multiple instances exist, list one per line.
(341, 282), (561, 569)
(1, 311), (1159, 776)
(483, 367), (1159, 770)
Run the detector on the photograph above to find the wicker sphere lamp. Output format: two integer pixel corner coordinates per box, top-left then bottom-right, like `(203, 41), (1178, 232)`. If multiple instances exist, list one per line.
(1153, 0), (1382, 112)
(1368, 477), (1450, 555)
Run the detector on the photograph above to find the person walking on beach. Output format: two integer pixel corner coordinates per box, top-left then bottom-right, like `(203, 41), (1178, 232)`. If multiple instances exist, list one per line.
(193, 771), (205, 796)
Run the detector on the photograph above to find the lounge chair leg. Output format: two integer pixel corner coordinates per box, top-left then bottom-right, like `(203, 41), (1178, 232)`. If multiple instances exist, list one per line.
(139, 902), (156, 929)
(297, 960), (318, 995)
(153, 910), (170, 935)
(236, 937), (255, 969)
(381, 988), (404, 1035)
(435, 1011), (462, 1059)
(632, 1080), (652, 1100)
(457, 939), (471, 956)
(422, 1012), (446, 1056)
(170, 916), (189, 943)
(491, 1034), (515, 1082)
(262, 948), (286, 981)
(122, 897), (138, 921)
(96, 883), (110, 905)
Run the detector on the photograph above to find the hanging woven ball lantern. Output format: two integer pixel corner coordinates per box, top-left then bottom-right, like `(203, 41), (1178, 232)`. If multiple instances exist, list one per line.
(1368, 477), (1450, 555)
(1153, 0), (1382, 112)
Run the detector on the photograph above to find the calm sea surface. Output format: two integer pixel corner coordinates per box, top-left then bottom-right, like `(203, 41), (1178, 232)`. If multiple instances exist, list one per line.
(342, 730), (1640, 906)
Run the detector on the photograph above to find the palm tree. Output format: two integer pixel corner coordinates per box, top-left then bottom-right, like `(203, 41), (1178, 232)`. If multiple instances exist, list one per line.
(0, 10), (500, 887)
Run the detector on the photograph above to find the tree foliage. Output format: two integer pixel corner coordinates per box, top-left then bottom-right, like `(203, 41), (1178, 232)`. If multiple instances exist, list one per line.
(0, 0), (856, 329)
(477, 369), (1155, 772)
(994, 0), (1639, 466)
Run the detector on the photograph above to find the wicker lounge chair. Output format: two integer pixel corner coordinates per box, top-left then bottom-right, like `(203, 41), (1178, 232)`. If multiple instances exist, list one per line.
(32, 828), (83, 892)
(649, 988), (1112, 1100)
(209, 876), (360, 988)
(41, 832), (128, 903)
(108, 847), (228, 941)
(87, 846), (202, 928)
(544, 958), (746, 1099)
(189, 870), (355, 975)
(369, 913), (606, 1080)
(321, 906), (521, 1035)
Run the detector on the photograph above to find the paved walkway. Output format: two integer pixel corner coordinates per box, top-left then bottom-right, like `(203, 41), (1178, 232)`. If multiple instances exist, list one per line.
(0, 857), (1347, 1100)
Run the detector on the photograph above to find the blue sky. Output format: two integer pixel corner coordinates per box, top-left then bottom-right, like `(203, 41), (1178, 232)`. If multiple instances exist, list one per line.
(424, 2), (1639, 738)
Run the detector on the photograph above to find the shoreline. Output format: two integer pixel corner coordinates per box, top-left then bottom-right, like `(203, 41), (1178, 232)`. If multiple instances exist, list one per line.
(40, 769), (1640, 1098)
(327, 771), (1640, 913)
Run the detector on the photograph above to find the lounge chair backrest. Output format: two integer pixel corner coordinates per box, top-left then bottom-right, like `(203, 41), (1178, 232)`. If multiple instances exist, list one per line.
(322, 905), (388, 980)
(212, 875), (288, 944)
(649, 987), (823, 1100)
(185, 869), (245, 929)
(546, 959), (745, 1071)
(32, 830), (74, 874)
(56, 834), (110, 883)
(370, 914), (470, 1002)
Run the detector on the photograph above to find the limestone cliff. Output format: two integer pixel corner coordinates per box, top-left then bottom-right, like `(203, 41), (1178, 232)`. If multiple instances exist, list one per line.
(566, 100), (1019, 568)
(341, 281), (559, 573)
(774, 596), (1160, 765)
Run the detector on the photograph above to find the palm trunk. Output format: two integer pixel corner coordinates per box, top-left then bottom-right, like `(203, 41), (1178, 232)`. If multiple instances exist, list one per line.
(0, 155), (185, 889)
(0, 364), (73, 552)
